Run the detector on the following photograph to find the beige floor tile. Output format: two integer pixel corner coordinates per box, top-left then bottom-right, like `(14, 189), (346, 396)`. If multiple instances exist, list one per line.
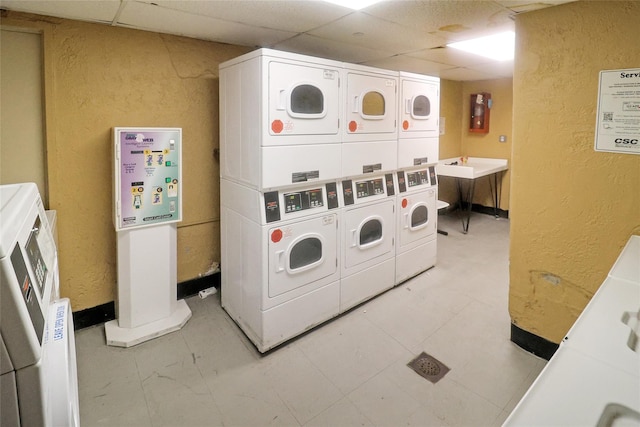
(347, 373), (422, 426)
(74, 213), (546, 427)
(304, 396), (374, 427)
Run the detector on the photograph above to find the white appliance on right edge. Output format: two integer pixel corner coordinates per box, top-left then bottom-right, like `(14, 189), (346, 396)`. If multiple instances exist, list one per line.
(398, 71), (440, 169)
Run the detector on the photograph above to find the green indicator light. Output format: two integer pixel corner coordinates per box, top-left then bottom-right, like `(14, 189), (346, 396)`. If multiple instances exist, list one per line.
(165, 177), (171, 183)
(166, 161), (171, 166)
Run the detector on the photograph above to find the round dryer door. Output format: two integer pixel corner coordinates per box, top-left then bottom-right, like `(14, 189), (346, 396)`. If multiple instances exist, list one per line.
(343, 200), (395, 269)
(268, 214), (338, 298)
(398, 190), (436, 249)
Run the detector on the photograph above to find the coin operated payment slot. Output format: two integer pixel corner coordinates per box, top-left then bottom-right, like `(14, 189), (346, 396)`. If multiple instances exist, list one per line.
(469, 92), (491, 133)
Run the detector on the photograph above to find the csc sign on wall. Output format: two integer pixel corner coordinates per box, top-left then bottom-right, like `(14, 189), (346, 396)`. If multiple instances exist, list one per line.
(594, 68), (640, 155)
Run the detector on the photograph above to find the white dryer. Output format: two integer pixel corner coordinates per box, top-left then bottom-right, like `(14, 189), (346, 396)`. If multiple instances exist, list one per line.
(221, 179), (341, 352)
(0, 183), (79, 427)
(395, 167), (438, 285)
(398, 72), (440, 169)
(219, 48), (343, 190)
(341, 64), (398, 177)
(339, 173), (396, 312)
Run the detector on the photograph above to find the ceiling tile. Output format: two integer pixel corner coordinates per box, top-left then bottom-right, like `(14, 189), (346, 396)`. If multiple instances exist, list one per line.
(1, 0), (575, 81)
(438, 67), (499, 81)
(497, 0), (576, 13)
(117, 1), (296, 46)
(272, 33), (394, 64)
(361, 55), (455, 76)
(142, 0), (351, 33)
(407, 46), (494, 67)
(0, 0), (121, 23)
(364, 0), (514, 42)
(466, 60), (514, 78)
(308, 11), (446, 53)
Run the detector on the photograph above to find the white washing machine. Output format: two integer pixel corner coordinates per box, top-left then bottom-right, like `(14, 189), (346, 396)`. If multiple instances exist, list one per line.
(339, 173), (396, 312)
(398, 71), (440, 169)
(221, 178), (341, 352)
(0, 183), (79, 427)
(395, 167), (438, 285)
(219, 48), (343, 190)
(341, 63), (398, 177)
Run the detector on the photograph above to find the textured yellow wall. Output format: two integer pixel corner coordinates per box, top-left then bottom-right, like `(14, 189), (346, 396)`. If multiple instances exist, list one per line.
(510, 1), (640, 343)
(438, 78), (512, 211)
(437, 79), (463, 205)
(439, 79), (463, 160)
(1, 11), (250, 311)
(461, 79), (512, 210)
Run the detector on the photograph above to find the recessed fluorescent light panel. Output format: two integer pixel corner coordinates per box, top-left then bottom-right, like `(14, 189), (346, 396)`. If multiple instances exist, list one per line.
(447, 31), (515, 61)
(323, 0), (384, 10)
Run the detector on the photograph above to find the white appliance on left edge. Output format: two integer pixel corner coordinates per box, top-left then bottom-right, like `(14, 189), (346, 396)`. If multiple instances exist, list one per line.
(0, 183), (79, 427)
(221, 179), (341, 353)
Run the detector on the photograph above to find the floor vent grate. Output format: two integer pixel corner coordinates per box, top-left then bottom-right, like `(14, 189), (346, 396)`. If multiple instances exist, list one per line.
(407, 352), (450, 384)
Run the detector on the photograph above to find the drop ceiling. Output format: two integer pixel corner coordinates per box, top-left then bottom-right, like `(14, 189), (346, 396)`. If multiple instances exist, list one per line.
(0, 0), (575, 81)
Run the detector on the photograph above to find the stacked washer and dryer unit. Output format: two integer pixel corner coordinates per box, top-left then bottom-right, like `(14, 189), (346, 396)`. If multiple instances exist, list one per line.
(220, 49), (440, 353)
(0, 183), (80, 427)
(395, 72), (440, 285)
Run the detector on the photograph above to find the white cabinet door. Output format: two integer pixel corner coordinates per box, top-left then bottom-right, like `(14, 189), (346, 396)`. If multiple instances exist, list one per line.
(344, 70), (397, 140)
(267, 60), (340, 140)
(399, 77), (439, 137)
(343, 200), (395, 269)
(397, 189), (436, 249)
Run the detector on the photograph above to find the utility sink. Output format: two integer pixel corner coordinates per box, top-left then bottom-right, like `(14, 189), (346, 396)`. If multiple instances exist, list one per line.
(437, 157), (508, 179)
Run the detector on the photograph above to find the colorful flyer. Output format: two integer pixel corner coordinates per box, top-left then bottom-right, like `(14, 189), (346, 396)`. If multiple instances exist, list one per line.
(113, 128), (182, 231)
(594, 69), (640, 155)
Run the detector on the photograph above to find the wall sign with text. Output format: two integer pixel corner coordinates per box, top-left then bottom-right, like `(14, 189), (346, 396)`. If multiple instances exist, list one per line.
(594, 68), (640, 155)
(113, 128), (182, 231)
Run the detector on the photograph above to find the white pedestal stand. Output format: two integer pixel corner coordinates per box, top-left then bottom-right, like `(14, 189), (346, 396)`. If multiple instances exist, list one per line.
(105, 223), (191, 347)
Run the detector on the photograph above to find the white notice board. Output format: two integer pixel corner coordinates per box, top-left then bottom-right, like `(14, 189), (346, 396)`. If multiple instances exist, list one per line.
(594, 68), (640, 155)
(113, 127), (182, 231)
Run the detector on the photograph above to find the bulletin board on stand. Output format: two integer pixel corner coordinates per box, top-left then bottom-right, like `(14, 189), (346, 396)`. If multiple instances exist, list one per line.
(113, 127), (183, 231)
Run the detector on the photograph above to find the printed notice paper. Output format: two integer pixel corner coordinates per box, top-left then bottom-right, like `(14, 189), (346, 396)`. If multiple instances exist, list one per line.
(113, 128), (182, 231)
(594, 68), (640, 155)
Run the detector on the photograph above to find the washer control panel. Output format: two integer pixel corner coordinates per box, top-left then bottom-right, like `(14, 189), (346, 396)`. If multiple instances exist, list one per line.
(406, 169), (430, 188)
(397, 166), (437, 193)
(341, 173), (395, 206)
(284, 188), (324, 213)
(263, 182), (339, 223)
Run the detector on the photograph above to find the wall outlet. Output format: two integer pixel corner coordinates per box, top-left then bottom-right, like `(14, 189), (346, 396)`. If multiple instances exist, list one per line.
(499, 135), (507, 143)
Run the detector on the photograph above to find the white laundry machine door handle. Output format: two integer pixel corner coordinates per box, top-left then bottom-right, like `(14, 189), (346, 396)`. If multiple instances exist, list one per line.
(352, 95), (360, 113)
(275, 250), (286, 273)
(278, 89), (287, 111)
(350, 229), (358, 247)
(403, 212), (410, 229)
(406, 99), (411, 114)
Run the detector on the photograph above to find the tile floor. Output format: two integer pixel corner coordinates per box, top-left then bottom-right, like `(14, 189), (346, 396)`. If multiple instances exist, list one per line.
(75, 212), (547, 427)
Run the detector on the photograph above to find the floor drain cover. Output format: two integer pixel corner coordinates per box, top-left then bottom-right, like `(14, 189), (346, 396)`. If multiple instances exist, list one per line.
(407, 352), (450, 384)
